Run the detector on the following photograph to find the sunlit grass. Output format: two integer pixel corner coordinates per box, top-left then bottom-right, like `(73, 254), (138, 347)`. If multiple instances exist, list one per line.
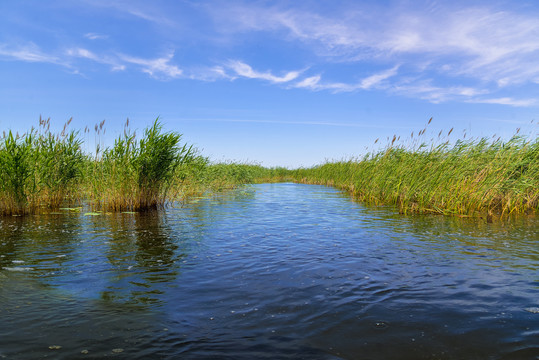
(2, 117), (537, 218)
(286, 121), (538, 218)
(87, 119), (198, 211)
(0, 117), (84, 215)
(1, 117), (265, 215)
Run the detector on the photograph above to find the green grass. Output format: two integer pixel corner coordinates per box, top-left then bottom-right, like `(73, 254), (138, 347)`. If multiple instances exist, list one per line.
(286, 130), (539, 218)
(87, 119), (197, 211)
(0, 117), (84, 215)
(0, 117), (262, 215)
(2, 117), (537, 218)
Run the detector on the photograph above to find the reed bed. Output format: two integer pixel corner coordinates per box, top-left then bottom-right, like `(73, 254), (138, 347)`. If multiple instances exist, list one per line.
(0, 117), (84, 215)
(86, 119), (199, 211)
(287, 126), (539, 218)
(1, 118), (267, 215)
(2, 117), (537, 218)
(174, 162), (286, 196)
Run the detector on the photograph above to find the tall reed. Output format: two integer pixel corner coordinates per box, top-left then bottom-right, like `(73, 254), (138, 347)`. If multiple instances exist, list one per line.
(137, 120), (193, 209)
(287, 127), (538, 218)
(0, 117), (84, 215)
(0, 131), (34, 215)
(87, 118), (197, 211)
(3, 116), (536, 219)
(35, 117), (84, 208)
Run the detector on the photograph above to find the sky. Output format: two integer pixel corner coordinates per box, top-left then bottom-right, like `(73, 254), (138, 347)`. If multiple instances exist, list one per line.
(1, 0), (538, 168)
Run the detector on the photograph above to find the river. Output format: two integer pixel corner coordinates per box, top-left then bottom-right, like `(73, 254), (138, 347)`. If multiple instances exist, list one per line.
(1, 183), (538, 359)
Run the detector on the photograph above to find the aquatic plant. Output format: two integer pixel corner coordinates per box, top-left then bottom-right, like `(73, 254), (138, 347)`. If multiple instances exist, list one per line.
(287, 125), (539, 218)
(34, 117), (84, 208)
(136, 120), (194, 209)
(88, 118), (198, 211)
(1, 117), (264, 215)
(176, 161), (272, 194)
(0, 117), (84, 215)
(2, 116), (536, 219)
(88, 121), (139, 211)
(0, 130), (34, 215)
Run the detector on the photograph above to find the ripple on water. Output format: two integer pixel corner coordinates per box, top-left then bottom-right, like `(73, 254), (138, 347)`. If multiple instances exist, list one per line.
(0, 183), (538, 359)
(3, 267), (34, 272)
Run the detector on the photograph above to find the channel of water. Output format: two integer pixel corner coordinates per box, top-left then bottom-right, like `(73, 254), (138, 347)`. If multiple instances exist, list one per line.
(1, 183), (538, 359)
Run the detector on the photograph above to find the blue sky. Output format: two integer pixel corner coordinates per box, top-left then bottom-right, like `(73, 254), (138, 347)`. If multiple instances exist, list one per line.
(1, 0), (538, 167)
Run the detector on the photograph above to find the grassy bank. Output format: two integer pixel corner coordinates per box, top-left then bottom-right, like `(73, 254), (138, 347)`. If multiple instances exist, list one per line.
(2, 117), (537, 218)
(286, 130), (539, 218)
(0, 118), (273, 215)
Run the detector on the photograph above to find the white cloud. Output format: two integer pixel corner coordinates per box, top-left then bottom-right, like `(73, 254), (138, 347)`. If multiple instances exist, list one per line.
(1, 42), (182, 81)
(359, 65), (400, 89)
(119, 52), (183, 79)
(0, 43), (59, 63)
(295, 75), (322, 90)
(466, 97), (537, 107)
(187, 66), (235, 81)
(209, 2), (539, 106)
(67, 48), (183, 79)
(227, 60), (301, 83)
(220, 3), (539, 79)
(294, 65), (399, 93)
(3, 2), (538, 107)
(83, 0), (176, 27)
(174, 117), (408, 129)
(66, 47), (125, 71)
(391, 81), (489, 104)
(84, 32), (108, 40)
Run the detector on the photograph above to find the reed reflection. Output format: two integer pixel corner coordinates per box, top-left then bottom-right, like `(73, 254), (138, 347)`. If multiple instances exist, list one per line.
(0, 214), (81, 274)
(101, 211), (185, 306)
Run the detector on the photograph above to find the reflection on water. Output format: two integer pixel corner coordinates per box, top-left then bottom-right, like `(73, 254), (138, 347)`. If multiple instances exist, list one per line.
(0, 211), (189, 307)
(1, 183), (538, 359)
(99, 212), (185, 305)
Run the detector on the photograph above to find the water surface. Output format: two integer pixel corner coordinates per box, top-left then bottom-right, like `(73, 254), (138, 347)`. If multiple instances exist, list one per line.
(1, 183), (538, 359)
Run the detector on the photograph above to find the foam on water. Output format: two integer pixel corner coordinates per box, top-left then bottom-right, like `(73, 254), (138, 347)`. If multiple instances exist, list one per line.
(3, 267), (34, 272)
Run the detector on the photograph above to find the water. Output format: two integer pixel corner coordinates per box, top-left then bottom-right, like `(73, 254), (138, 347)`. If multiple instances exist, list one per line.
(0, 183), (538, 359)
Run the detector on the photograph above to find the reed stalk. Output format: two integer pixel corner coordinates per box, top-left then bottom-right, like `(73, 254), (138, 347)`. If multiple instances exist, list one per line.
(0, 117), (84, 215)
(286, 129), (538, 218)
(86, 118), (198, 211)
(2, 117), (536, 219)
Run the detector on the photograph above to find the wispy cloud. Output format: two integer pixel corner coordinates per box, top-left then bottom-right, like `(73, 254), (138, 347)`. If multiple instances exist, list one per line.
(2, 1), (538, 107)
(294, 65), (399, 92)
(84, 32), (108, 40)
(215, 3), (539, 78)
(359, 65), (400, 89)
(66, 47), (125, 71)
(227, 60), (301, 83)
(391, 81), (489, 104)
(0, 43), (60, 64)
(83, 0), (176, 27)
(1, 42), (183, 80)
(119, 52), (183, 79)
(294, 77), (350, 92)
(209, 2), (539, 105)
(466, 97), (537, 107)
(295, 75), (322, 90)
(187, 66), (235, 81)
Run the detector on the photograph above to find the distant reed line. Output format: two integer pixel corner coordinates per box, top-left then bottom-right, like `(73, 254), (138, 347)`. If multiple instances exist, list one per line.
(285, 119), (538, 219)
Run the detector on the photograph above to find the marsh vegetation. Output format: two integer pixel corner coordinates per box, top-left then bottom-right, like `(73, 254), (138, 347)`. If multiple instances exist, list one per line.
(0, 118), (274, 215)
(289, 120), (538, 218)
(1, 117), (537, 218)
